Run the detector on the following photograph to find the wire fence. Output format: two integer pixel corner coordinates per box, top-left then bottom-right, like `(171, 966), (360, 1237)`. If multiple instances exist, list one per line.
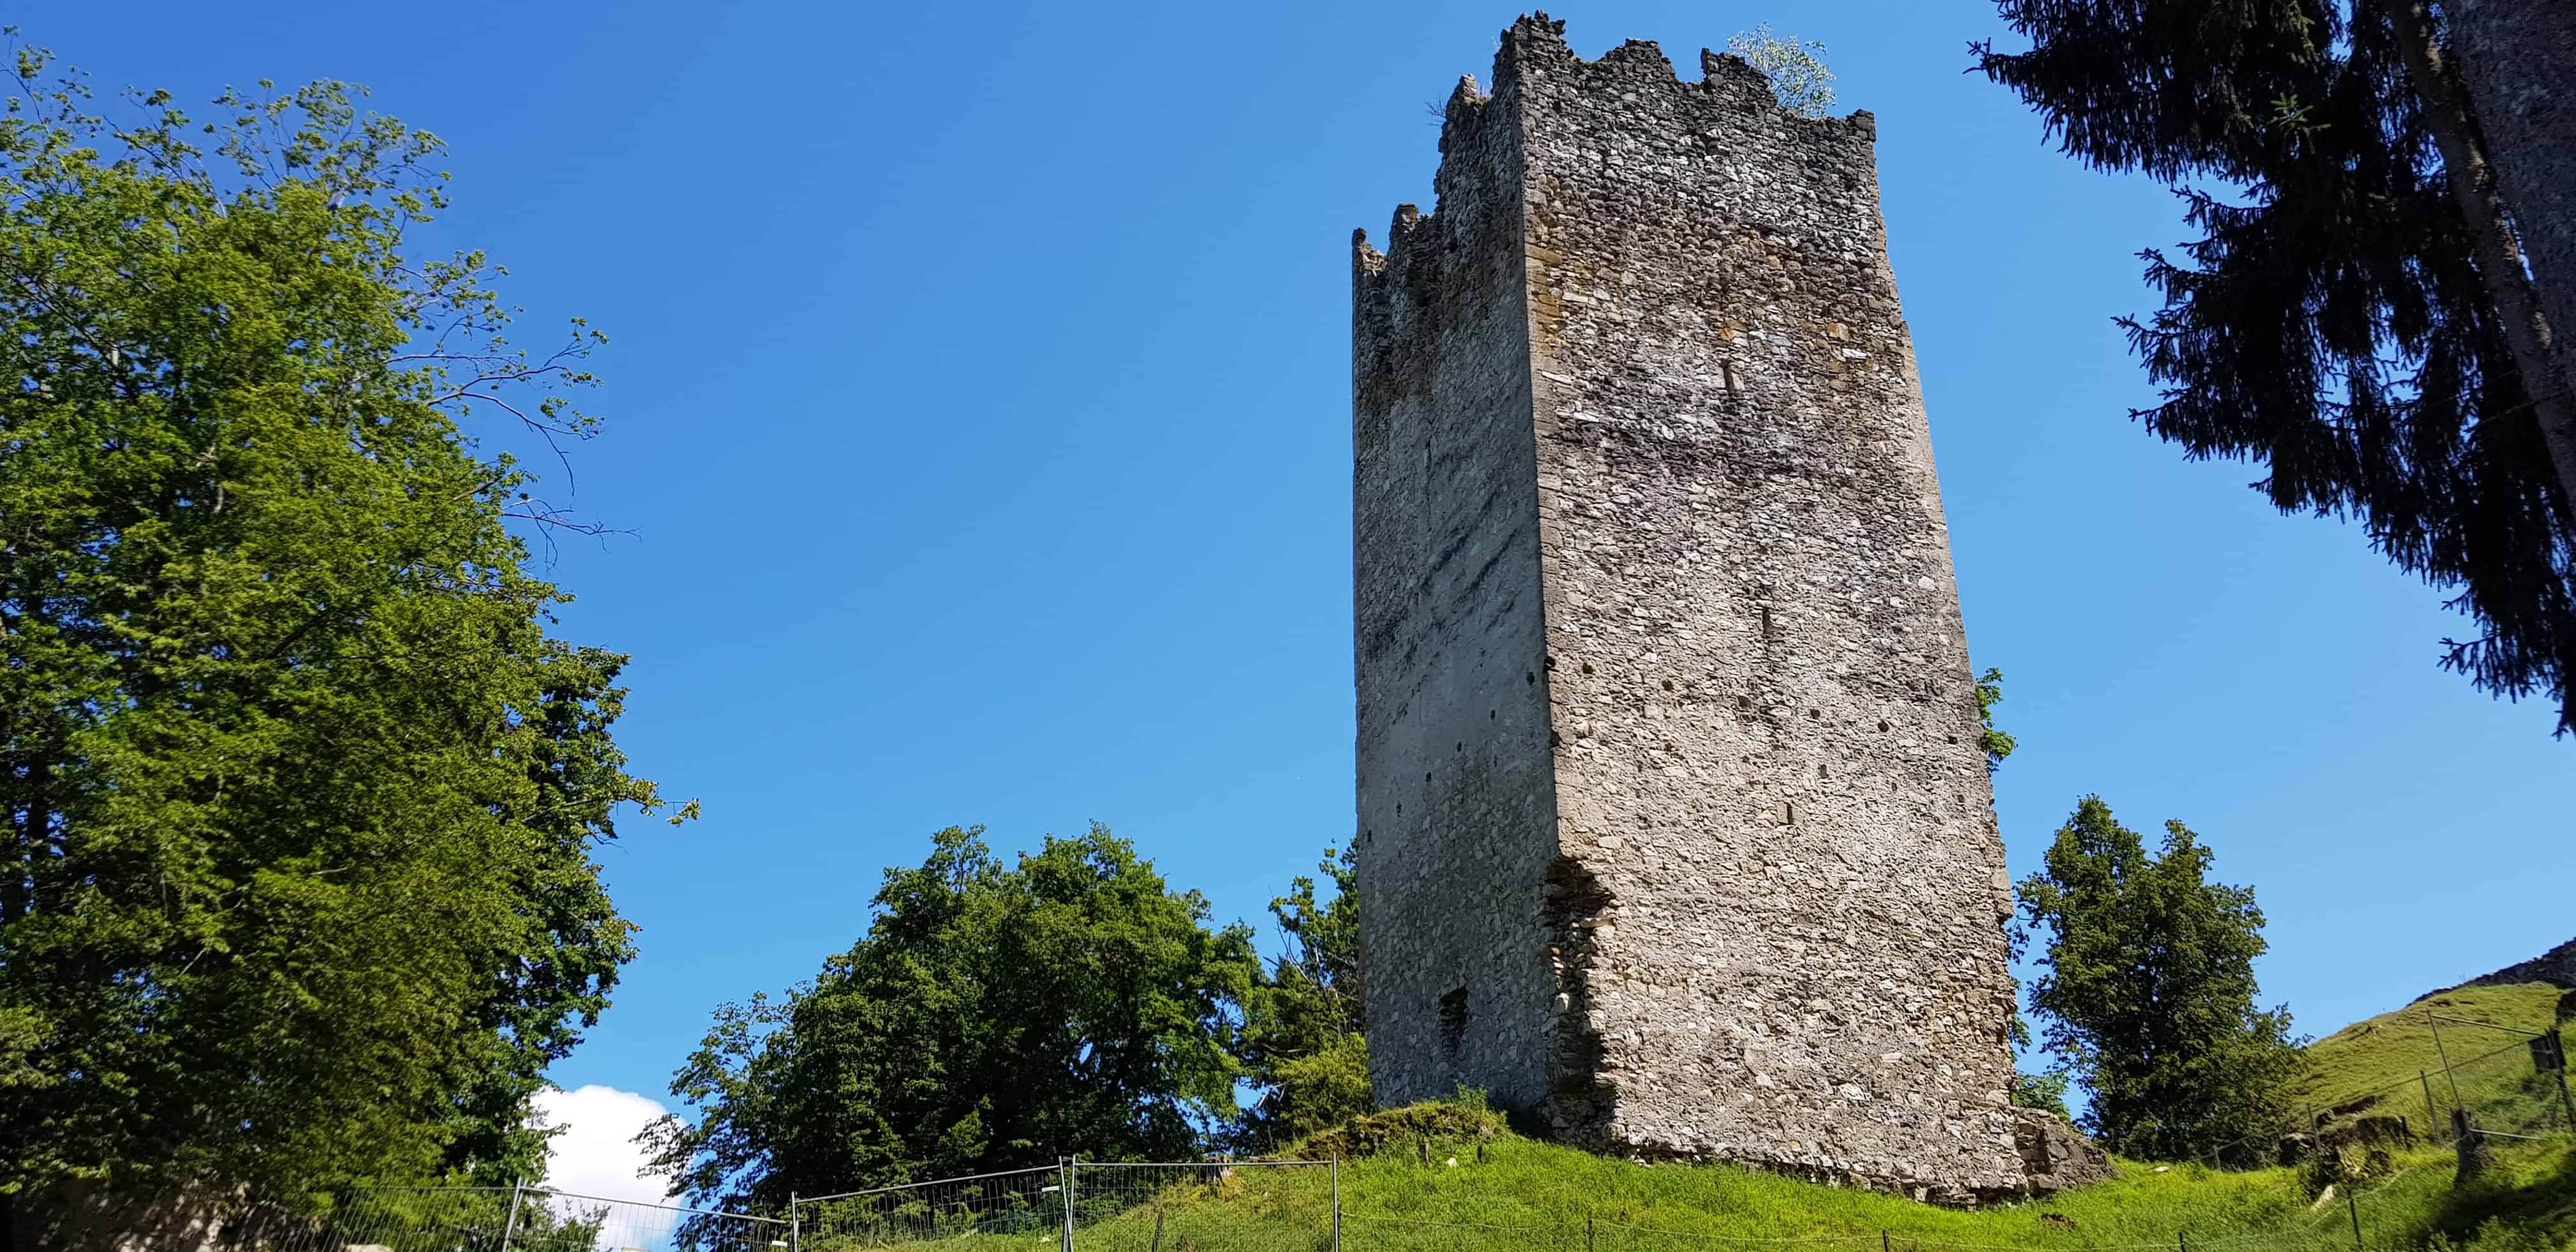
(218, 1182), (787, 1252)
(788, 1159), (1336, 1252)
(793, 1164), (1065, 1249)
(206, 1019), (2575, 1252)
(1060, 1160), (1336, 1252)
(2188, 1009), (2576, 1171)
(209, 1123), (2562, 1252)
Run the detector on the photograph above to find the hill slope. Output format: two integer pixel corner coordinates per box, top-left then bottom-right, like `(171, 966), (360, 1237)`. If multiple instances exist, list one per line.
(2295, 981), (2574, 1141)
(988, 1103), (2576, 1252)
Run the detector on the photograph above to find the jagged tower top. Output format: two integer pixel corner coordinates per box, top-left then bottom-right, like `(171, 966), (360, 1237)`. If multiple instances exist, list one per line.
(1354, 11), (1878, 274)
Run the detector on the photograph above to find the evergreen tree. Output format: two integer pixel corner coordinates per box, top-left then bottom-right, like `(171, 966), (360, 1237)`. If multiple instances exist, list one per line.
(1976, 1), (2576, 735)
(1237, 845), (1370, 1149)
(0, 48), (683, 1218)
(2014, 798), (2306, 1159)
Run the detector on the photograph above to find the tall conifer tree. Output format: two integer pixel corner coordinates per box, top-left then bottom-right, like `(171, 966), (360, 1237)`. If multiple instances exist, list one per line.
(1977, 1), (2576, 734)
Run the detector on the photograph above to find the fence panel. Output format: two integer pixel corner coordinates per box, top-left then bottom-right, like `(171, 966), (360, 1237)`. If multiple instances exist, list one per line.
(2426, 1016), (2576, 1143)
(519, 1186), (788, 1252)
(794, 1164), (1064, 1251)
(230, 1185), (518, 1252)
(222, 1184), (784, 1252)
(1068, 1161), (1335, 1252)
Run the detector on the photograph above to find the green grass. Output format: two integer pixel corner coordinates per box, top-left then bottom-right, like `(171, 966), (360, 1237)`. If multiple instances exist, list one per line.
(802, 989), (2576, 1252)
(799, 1110), (2574, 1252)
(2292, 982), (2575, 1141)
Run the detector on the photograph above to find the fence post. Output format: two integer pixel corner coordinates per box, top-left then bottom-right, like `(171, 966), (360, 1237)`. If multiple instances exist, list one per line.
(2430, 1013), (2465, 1112)
(790, 1190), (801, 1252)
(2347, 1188), (2363, 1250)
(2421, 1069), (2440, 1142)
(1330, 1154), (1342, 1252)
(500, 1181), (526, 1252)
(1061, 1156), (1077, 1252)
(2552, 1033), (2576, 1132)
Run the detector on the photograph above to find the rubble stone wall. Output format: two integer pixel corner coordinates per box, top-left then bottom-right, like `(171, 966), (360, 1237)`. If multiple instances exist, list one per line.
(1353, 14), (2025, 1202)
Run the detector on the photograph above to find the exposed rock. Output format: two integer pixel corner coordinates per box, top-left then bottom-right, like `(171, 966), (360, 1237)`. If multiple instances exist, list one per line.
(2455, 1110), (2493, 1183)
(2011, 1108), (2112, 1195)
(2414, 935), (2576, 1000)
(2328, 1115), (2417, 1150)
(2277, 1131), (2315, 1168)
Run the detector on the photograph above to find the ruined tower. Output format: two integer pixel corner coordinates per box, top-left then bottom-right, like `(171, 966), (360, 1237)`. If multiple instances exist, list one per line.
(1351, 16), (2025, 1200)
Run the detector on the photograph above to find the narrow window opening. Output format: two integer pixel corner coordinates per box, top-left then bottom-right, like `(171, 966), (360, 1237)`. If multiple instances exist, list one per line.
(1439, 986), (1471, 1059)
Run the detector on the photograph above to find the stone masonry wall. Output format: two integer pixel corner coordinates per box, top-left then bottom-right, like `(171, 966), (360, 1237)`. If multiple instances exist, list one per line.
(1354, 15), (2025, 1202)
(1353, 48), (1561, 1114)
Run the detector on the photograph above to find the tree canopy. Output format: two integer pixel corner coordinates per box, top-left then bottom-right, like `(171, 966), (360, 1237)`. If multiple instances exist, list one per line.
(1236, 844), (1370, 1150)
(643, 826), (1262, 1230)
(2015, 798), (2306, 1159)
(1729, 26), (1836, 118)
(0, 47), (680, 1216)
(1977, 0), (2576, 734)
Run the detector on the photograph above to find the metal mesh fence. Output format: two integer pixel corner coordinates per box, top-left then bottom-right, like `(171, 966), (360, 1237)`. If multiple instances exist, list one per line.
(519, 1186), (788, 1252)
(229, 1184), (516, 1251)
(789, 1161), (1336, 1252)
(2418, 1014), (2576, 1143)
(222, 1184), (786, 1252)
(793, 1164), (1065, 1250)
(1064, 1161), (1335, 1252)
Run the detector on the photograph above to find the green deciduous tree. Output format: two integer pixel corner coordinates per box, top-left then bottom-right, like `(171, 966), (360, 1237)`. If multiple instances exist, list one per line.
(1974, 669), (2058, 1118)
(643, 826), (1261, 1237)
(0, 45), (683, 1224)
(2009, 1065), (2076, 1122)
(1237, 845), (1370, 1150)
(1975, 667), (2016, 775)
(1729, 26), (1836, 118)
(2014, 798), (2306, 1159)
(1975, 1), (2576, 735)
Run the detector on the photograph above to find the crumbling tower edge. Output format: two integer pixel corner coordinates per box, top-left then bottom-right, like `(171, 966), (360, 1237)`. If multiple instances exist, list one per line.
(1351, 14), (2025, 1202)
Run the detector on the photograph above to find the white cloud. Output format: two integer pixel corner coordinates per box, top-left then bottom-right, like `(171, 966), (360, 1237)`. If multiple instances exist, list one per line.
(532, 1084), (682, 1250)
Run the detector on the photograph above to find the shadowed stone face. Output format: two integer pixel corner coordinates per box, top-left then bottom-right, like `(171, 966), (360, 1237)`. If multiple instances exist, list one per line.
(1351, 13), (2025, 1203)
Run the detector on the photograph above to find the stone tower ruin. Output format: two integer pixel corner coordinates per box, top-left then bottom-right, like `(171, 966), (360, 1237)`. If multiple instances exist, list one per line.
(1351, 15), (2025, 1201)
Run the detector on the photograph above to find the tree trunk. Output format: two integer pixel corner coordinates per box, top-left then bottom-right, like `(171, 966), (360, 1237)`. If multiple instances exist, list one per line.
(2444, 0), (2576, 463)
(2386, 0), (2576, 524)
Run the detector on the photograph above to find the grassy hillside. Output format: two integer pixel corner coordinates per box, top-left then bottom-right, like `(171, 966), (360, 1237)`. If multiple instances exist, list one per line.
(1315, 1115), (2557, 1251)
(807, 1103), (2576, 1252)
(2294, 982), (2575, 1140)
(806, 988), (2576, 1252)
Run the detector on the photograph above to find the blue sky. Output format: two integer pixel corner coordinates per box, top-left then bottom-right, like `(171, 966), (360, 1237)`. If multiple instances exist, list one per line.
(47, 0), (2572, 1175)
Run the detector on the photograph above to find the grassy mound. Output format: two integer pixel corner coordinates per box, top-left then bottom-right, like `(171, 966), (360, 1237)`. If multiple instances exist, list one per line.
(963, 1103), (2567, 1252)
(797, 1108), (2571, 1252)
(814, 983), (2576, 1252)
(1298, 1113), (2569, 1251)
(2294, 982), (2575, 1140)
